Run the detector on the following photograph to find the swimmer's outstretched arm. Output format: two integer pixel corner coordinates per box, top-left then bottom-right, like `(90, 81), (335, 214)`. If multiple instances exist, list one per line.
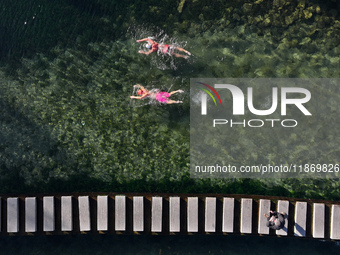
(130, 94), (148, 99)
(136, 38), (155, 44)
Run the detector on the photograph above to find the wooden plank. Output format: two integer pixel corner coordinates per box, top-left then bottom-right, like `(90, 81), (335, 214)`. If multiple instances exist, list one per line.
(222, 197), (234, 233)
(97, 196), (108, 231)
(294, 201), (307, 237)
(43, 197), (55, 232)
(169, 197), (180, 232)
(61, 196), (73, 231)
(151, 197), (162, 232)
(133, 196), (144, 232)
(115, 195), (126, 231)
(258, 199), (270, 235)
(25, 197), (37, 232)
(7, 198), (19, 233)
(205, 197), (216, 232)
(240, 198), (252, 234)
(276, 200), (289, 236)
(187, 197), (198, 232)
(78, 196), (91, 231)
(330, 204), (340, 240)
(312, 203), (325, 239)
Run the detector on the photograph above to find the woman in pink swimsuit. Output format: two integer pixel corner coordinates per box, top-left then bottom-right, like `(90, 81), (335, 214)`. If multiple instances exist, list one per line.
(130, 84), (183, 104)
(136, 38), (191, 59)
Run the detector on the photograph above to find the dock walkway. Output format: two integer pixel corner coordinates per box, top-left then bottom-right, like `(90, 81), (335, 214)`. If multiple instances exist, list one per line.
(0, 193), (339, 239)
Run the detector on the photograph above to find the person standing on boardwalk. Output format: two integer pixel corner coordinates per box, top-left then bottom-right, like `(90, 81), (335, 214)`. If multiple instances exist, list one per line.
(264, 210), (286, 230)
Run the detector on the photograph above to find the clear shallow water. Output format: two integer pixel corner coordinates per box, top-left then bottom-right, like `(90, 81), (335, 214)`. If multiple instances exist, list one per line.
(1, 21), (339, 191)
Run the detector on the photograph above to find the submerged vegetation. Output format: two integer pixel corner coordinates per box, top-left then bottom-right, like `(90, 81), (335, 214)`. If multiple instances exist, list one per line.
(0, 0), (340, 200)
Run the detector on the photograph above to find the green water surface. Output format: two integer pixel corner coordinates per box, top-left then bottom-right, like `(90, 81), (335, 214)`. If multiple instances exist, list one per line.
(0, 0), (339, 198)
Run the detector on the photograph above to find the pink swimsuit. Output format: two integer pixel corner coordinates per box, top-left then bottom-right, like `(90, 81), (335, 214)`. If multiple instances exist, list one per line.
(155, 92), (170, 103)
(161, 44), (169, 54)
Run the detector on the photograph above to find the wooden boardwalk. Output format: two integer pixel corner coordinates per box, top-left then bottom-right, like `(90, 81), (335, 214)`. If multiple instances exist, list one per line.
(0, 193), (339, 240)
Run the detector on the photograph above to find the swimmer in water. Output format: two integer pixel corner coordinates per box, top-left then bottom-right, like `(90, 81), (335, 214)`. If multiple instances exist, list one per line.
(136, 38), (191, 59)
(130, 84), (184, 104)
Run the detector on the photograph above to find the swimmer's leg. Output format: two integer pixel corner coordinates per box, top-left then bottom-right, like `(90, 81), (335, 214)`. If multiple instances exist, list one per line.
(167, 99), (183, 104)
(174, 47), (191, 55)
(169, 89), (184, 96)
(172, 53), (189, 59)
